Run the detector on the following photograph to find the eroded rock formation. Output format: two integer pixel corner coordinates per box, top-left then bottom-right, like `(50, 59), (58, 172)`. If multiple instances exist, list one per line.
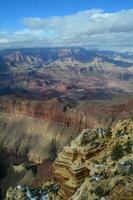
(54, 129), (106, 199)
(54, 118), (133, 199)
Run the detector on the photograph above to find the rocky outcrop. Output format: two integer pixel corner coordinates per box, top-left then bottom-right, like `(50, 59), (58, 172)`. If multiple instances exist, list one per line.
(54, 129), (106, 199)
(54, 118), (133, 199)
(5, 181), (61, 200)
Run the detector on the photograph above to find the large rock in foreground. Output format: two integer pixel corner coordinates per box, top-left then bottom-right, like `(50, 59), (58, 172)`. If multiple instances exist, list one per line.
(54, 129), (106, 199)
(54, 118), (133, 200)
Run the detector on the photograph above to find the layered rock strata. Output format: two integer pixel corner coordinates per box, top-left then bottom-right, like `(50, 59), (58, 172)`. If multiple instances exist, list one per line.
(54, 129), (106, 199)
(54, 118), (133, 199)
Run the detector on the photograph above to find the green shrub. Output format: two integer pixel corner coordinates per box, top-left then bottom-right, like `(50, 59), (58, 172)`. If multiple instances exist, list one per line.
(124, 141), (132, 154)
(111, 144), (124, 161)
(106, 127), (112, 137)
(93, 186), (109, 197)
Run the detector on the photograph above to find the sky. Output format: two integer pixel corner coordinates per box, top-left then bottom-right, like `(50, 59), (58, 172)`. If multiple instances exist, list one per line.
(0, 0), (133, 51)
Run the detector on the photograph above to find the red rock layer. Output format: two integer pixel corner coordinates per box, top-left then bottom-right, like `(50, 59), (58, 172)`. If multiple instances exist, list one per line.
(0, 96), (133, 131)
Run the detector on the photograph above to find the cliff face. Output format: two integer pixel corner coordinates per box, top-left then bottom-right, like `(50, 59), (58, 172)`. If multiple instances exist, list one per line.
(54, 118), (133, 199)
(0, 112), (78, 164)
(0, 96), (133, 131)
(0, 96), (133, 165)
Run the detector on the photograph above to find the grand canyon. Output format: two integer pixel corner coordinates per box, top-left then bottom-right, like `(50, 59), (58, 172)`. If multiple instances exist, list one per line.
(0, 47), (133, 199)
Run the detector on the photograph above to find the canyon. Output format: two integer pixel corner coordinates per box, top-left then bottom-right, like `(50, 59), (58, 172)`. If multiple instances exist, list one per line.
(0, 48), (133, 199)
(0, 48), (133, 161)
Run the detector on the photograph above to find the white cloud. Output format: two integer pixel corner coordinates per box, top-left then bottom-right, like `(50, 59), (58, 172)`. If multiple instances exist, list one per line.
(0, 9), (133, 51)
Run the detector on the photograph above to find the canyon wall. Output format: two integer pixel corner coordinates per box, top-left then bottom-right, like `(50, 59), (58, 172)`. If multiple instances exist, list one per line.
(0, 112), (78, 164)
(0, 96), (133, 131)
(0, 96), (133, 164)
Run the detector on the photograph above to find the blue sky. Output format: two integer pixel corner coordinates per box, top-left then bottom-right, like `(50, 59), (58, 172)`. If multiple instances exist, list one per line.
(0, 0), (133, 51)
(0, 0), (133, 28)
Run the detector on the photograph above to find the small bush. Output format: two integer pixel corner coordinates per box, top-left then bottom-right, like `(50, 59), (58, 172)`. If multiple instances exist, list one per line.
(93, 186), (109, 197)
(106, 127), (112, 137)
(124, 141), (132, 154)
(111, 144), (124, 161)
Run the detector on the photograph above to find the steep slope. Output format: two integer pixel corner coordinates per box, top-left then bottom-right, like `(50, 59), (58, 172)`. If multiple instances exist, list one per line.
(0, 112), (78, 163)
